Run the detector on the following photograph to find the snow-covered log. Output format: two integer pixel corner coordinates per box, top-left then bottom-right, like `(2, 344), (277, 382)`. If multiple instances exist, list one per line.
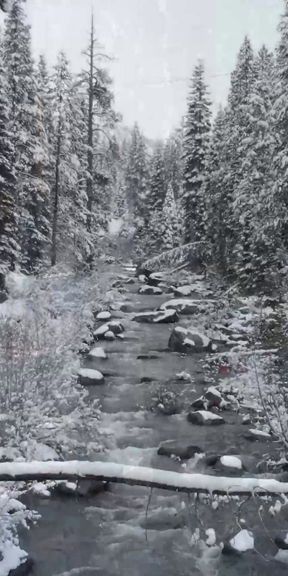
(0, 461), (287, 496)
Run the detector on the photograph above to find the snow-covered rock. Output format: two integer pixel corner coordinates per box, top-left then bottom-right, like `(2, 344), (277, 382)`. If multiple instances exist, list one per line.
(157, 443), (203, 460)
(78, 368), (104, 386)
(94, 320), (124, 339)
(160, 298), (215, 315)
(245, 428), (271, 441)
(206, 528), (216, 546)
(275, 534), (288, 551)
(88, 346), (107, 359)
(205, 387), (224, 408)
(132, 309), (178, 324)
(228, 529), (254, 552)
(105, 330), (116, 340)
(187, 410), (225, 426)
(220, 455), (242, 470)
(96, 311), (111, 321)
(138, 285), (163, 295)
(169, 326), (212, 354)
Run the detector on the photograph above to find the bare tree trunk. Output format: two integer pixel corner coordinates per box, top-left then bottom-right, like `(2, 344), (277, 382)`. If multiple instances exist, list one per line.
(51, 128), (62, 267)
(0, 461), (287, 496)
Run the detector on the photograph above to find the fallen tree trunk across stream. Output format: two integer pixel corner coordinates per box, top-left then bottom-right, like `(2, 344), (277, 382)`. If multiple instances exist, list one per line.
(0, 461), (287, 496)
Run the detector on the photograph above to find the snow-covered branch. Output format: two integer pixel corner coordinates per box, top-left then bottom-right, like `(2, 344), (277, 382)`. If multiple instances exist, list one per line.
(1, 461), (288, 496)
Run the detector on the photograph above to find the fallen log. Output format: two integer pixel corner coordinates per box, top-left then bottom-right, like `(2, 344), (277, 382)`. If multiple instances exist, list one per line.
(0, 461), (287, 496)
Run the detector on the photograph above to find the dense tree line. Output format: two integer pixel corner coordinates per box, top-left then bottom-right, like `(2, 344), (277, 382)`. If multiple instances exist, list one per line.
(128, 1), (288, 295)
(3, 0), (288, 297)
(0, 0), (119, 276)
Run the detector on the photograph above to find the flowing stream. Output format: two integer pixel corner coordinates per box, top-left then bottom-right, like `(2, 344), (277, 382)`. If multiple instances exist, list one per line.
(20, 264), (287, 576)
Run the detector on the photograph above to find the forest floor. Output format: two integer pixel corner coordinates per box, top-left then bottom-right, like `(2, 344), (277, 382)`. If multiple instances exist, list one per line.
(1, 258), (288, 575)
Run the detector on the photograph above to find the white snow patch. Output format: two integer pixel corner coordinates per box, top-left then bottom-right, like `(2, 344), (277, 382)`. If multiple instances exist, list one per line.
(207, 387), (221, 398)
(197, 411), (223, 421)
(94, 324), (109, 337)
(105, 330), (115, 340)
(249, 429), (271, 439)
(108, 217), (123, 236)
(30, 482), (51, 497)
(96, 311), (111, 321)
(229, 529), (254, 552)
(0, 461), (288, 496)
(78, 368), (104, 381)
(205, 528), (216, 546)
(275, 550), (288, 564)
(0, 543), (28, 576)
(88, 347), (107, 359)
(184, 338), (195, 346)
(220, 456), (242, 470)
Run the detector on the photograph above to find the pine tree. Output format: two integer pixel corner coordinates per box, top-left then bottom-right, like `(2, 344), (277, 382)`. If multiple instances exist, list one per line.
(164, 128), (183, 201)
(50, 51), (75, 266)
(125, 123), (148, 222)
(274, 0), (288, 250)
(160, 183), (181, 251)
(0, 43), (18, 284)
(148, 142), (166, 215)
(205, 107), (230, 274)
(233, 46), (281, 291)
(182, 61), (211, 243)
(4, 0), (51, 272)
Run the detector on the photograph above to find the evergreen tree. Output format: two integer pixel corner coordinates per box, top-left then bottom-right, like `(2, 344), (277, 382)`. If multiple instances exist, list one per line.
(164, 127), (183, 201)
(233, 47), (281, 291)
(220, 36), (256, 276)
(125, 123), (148, 221)
(205, 107), (230, 274)
(0, 44), (18, 284)
(160, 183), (181, 251)
(4, 0), (51, 272)
(148, 142), (166, 215)
(274, 0), (288, 249)
(182, 61), (211, 243)
(50, 51), (74, 266)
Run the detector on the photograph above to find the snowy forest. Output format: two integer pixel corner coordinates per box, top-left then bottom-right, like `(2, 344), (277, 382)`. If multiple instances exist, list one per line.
(1, 0), (288, 295)
(3, 0), (288, 575)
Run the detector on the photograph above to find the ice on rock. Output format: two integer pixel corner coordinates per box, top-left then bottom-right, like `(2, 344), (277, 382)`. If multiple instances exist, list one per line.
(96, 311), (111, 321)
(78, 368), (104, 385)
(229, 529), (254, 552)
(88, 347), (107, 359)
(220, 456), (242, 469)
(206, 528), (216, 546)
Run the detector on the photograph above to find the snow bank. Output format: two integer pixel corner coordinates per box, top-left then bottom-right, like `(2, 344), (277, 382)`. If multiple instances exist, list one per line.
(108, 218), (124, 236)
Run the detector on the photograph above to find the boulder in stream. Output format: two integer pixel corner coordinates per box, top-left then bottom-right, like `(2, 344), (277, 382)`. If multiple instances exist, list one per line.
(94, 320), (125, 340)
(187, 410), (225, 426)
(169, 326), (212, 353)
(96, 311), (111, 321)
(157, 444), (203, 459)
(132, 309), (178, 324)
(9, 558), (34, 576)
(78, 368), (105, 385)
(88, 346), (107, 359)
(138, 285), (163, 295)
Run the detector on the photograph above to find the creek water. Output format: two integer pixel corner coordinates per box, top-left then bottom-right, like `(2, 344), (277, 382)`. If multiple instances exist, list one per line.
(21, 265), (287, 576)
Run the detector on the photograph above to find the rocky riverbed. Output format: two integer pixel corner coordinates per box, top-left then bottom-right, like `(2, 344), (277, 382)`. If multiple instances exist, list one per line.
(18, 263), (288, 576)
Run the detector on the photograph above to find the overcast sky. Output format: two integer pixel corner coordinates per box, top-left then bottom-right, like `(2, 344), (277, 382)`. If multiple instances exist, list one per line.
(2, 0), (285, 138)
